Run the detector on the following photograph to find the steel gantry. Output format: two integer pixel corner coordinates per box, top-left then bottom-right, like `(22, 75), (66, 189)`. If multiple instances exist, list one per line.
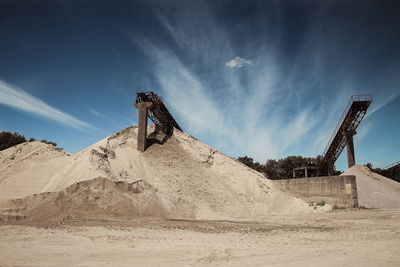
(134, 91), (182, 152)
(317, 95), (372, 176)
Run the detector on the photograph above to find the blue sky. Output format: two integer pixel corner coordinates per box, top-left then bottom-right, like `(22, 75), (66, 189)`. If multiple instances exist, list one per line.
(0, 0), (399, 171)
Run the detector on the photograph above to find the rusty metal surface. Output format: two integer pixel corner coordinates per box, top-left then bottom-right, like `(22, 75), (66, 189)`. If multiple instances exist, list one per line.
(136, 91), (182, 136)
(384, 161), (400, 181)
(317, 95), (372, 176)
(134, 102), (153, 152)
(385, 161), (400, 171)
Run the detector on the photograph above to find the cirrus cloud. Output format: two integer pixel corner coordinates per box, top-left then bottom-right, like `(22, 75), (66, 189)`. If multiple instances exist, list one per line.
(0, 80), (93, 132)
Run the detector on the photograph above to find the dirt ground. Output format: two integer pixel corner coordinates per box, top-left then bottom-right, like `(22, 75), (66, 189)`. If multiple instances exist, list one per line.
(1, 209), (399, 266)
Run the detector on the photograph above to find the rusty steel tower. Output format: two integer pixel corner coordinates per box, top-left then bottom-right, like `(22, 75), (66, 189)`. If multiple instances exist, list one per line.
(134, 91), (182, 152)
(317, 95), (372, 176)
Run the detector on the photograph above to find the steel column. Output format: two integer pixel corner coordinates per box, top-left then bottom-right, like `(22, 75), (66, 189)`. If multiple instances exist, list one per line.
(346, 133), (355, 168)
(134, 102), (153, 152)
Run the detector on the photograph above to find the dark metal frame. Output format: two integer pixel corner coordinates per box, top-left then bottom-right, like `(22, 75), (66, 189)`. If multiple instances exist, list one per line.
(136, 91), (182, 136)
(317, 95), (372, 176)
(385, 161), (400, 171)
(383, 161), (400, 181)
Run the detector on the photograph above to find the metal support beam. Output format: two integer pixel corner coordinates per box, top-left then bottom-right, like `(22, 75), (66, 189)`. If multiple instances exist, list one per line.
(134, 102), (153, 152)
(327, 161), (334, 176)
(346, 133), (355, 168)
(135, 91), (182, 134)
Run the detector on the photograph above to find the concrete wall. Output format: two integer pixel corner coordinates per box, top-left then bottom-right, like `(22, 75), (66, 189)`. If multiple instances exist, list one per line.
(272, 175), (358, 207)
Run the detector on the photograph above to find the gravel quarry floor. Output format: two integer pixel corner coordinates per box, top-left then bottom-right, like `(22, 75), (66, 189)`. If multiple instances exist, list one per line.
(1, 209), (399, 266)
(1, 127), (400, 266)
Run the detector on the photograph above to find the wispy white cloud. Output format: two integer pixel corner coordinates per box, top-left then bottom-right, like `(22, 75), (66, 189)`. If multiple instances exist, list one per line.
(88, 108), (112, 121)
(225, 56), (253, 68)
(127, 9), (316, 162)
(282, 110), (318, 150)
(0, 80), (93, 131)
(366, 91), (400, 118)
(88, 107), (135, 131)
(89, 108), (102, 117)
(127, 1), (396, 164)
(355, 120), (372, 145)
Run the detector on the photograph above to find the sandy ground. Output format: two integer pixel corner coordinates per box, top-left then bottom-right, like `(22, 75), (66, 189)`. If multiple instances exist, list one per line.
(1, 209), (399, 267)
(1, 127), (399, 266)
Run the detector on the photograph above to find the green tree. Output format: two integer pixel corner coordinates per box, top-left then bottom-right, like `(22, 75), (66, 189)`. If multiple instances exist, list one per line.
(0, 131), (27, 151)
(238, 154), (335, 179)
(0, 131), (57, 151)
(40, 139), (57, 147)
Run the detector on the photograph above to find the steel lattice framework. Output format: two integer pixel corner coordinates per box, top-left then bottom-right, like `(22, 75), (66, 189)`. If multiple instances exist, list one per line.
(383, 161), (400, 181)
(135, 91), (182, 136)
(385, 161), (400, 171)
(317, 95), (372, 176)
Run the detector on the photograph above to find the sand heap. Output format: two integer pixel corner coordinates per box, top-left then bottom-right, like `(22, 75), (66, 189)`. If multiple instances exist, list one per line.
(342, 165), (400, 209)
(0, 126), (312, 223)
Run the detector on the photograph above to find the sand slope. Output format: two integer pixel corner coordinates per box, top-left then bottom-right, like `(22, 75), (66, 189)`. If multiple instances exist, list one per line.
(0, 177), (193, 224)
(0, 126), (311, 222)
(342, 165), (400, 209)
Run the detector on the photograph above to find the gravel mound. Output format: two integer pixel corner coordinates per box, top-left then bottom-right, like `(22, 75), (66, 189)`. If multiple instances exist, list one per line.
(342, 165), (400, 209)
(0, 177), (193, 224)
(0, 126), (312, 223)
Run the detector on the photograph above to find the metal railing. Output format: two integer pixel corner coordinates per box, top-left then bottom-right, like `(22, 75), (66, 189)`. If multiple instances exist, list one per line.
(385, 161), (400, 171)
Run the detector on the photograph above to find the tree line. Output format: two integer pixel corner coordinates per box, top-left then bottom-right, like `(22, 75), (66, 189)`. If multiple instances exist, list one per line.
(0, 131), (57, 151)
(237, 155), (341, 179)
(238, 155), (399, 182)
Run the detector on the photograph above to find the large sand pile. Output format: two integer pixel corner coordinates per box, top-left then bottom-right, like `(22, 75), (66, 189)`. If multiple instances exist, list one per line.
(342, 165), (400, 209)
(0, 126), (312, 223)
